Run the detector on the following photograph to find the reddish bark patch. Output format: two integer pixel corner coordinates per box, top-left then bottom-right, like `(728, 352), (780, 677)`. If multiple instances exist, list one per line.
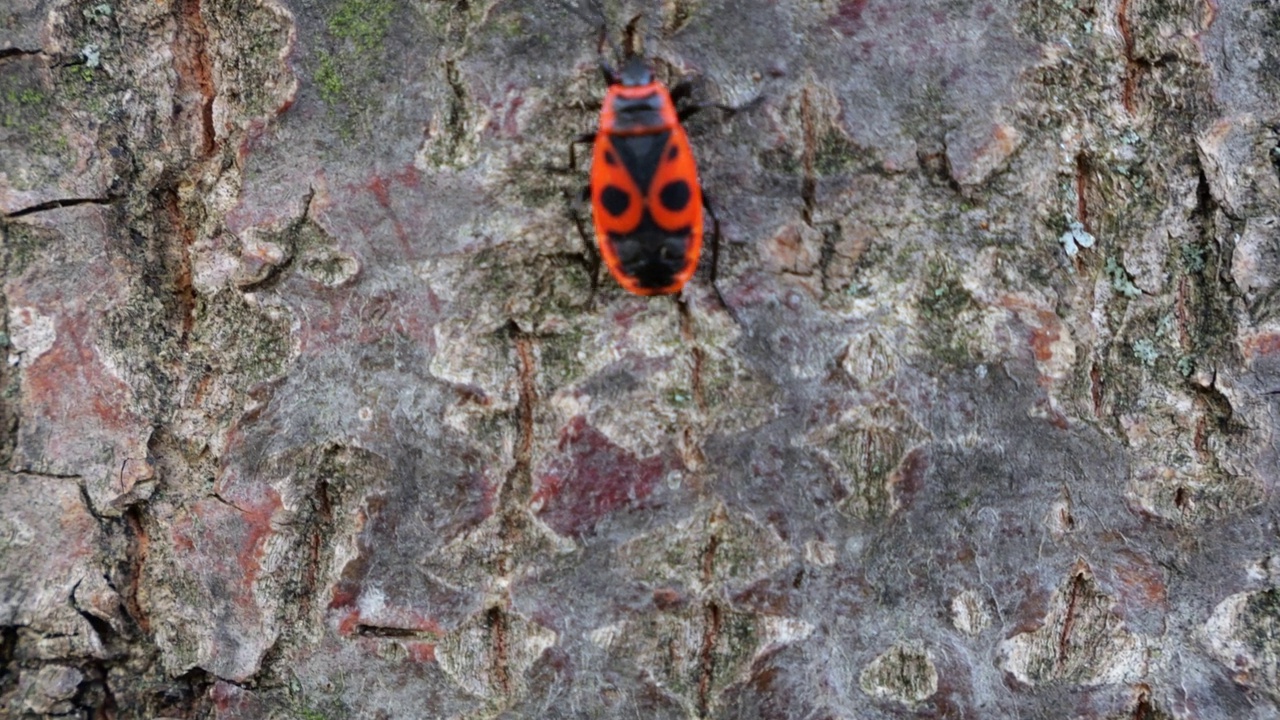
(1106, 550), (1168, 619)
(1027, 313), (1060, 363)
(888, 446), (930, 510)
(407, 641), (436, 663)
(17, 311), (153, 493)
(209, 681), (265, 719)
(831, 0), (871, 35)
(393, 165), (422, 188)
(992, 295), (1062, 366)
(25, 319), (129, 427)
(234, 498), (280, 601)
(732, 577), (799, 616)
(325, 490), (463, 639)
(293, 284), (439, 357)
(336, 608), (362, 637)
(368, 174), (393, 209)
(533, 416), (679, 537)
(172, 491), (281, 626)
(1007, 573), (1052, 636)
(652, 587), (688, 612)
(363, 171), (415, 259)
(1242, 332), (1280, 361)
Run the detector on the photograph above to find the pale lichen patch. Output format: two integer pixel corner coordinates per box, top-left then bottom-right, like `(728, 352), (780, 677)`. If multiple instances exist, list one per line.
(859, 642), (938, 707)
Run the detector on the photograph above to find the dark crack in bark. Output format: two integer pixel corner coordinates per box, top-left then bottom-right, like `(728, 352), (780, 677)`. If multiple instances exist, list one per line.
(507, 322), (537, 507)
(1057, 569), (1088, 669)
(696, 525), (722, 717)
(0, 48), (46, 60)
(160, 189), (198, 340)
(799, 86), (817, 226)
(354, 625), (437, 639)
(1074, 151), (1091, 230)
(1117, 0), (1138, 114)
(123, 505), (152, 636)
(297, 474), (334, 628)
(487, 604), (512, 697)
(3, 196), (119, 219)
(467, 322), (540, 700)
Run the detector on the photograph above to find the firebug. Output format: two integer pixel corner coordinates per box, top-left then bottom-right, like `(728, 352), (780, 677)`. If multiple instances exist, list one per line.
(559, 2), (756, 302)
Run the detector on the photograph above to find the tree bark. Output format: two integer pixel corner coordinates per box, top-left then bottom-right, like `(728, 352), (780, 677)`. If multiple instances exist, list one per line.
(2, 0), (1279, 717)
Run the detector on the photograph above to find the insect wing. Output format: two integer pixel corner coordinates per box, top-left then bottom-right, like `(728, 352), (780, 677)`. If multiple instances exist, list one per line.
(644, 127), (703, 284)
(590, 135), (645, 237)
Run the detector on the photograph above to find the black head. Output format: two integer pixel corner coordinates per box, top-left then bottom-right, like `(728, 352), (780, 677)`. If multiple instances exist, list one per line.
(618, 56), (654, 87)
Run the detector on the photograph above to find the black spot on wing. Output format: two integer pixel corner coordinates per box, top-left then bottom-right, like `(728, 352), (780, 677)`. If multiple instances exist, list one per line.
(610, 131), (671, 194)
(659, 180), (691, 212)
(666, 145), (678, 161)
(604, 150), (618, 166)
(600, 185), (630, 217)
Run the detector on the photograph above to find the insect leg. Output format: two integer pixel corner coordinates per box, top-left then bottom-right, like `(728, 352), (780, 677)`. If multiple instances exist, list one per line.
(599, 59), (619, 85)
(702, 190), (745, 329)
(669, 80), (695, 105)
(703, 190), (722, 285)
(677, 95), (766, 123)
(552, 0), (623, 79)
(567, 131), (596, 171)
(568, 202), (601, 304)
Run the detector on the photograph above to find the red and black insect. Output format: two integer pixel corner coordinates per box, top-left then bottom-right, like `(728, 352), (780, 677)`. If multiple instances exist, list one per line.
(561, 3), (753, 300)
(584, 57), (705, 295)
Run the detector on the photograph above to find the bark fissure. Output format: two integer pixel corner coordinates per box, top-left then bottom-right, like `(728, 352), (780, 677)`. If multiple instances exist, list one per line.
(5, 467), (82, 480)
(1132, 687), (1153, 720)
(1074, 152), (1090, 229)
(71, 578), (119, 649)
(439, 59), (472, 158)
(799, 87), (817, 225)
(474, 323), (539, 699)
(1089, 361), (1103, 418)
(123, 506), (152, 635)
(353, 625), (437, 639)
(4, 197), (119, 219)
(567, 207), (602, 300)
(1057, 571), (1088, 668)
(172, 0), (217, 156)
(1117, 0), (1138, 114)
(817, 224), (840, 292)
(160, 189), (198, 340)
(487, 604), (512, 697)
(297, 476), (333, 626)
(696, 529), (721, 717)
(507, 323), (537, 506)
(0, 47), (47, 61)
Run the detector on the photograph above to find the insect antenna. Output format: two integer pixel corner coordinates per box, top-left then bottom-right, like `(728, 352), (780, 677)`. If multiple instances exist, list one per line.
(553, 0), (625, 65)
(622, 12), (645, 58)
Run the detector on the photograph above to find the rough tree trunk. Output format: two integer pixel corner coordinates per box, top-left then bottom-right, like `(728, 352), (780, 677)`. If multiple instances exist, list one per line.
(2, 0), (1279, 717)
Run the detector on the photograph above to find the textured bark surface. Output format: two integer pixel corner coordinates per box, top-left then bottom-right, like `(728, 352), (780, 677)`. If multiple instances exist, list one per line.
(2, 0), (1280, 717)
